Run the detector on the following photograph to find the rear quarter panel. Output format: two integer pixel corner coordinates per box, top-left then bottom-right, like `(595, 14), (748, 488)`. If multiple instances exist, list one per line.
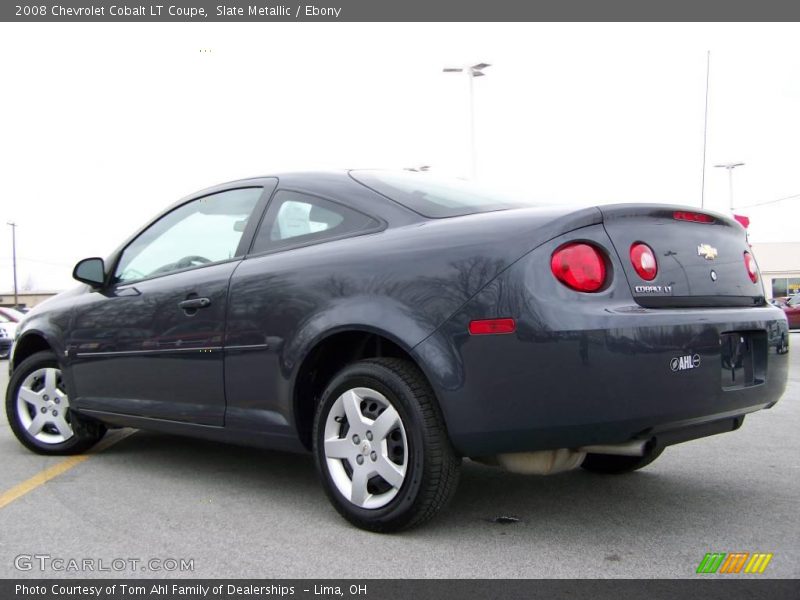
(224, 206), (602, 438)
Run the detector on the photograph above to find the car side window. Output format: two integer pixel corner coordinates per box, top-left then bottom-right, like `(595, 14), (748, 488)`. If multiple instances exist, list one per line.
(114, 187), (263, 284)
(250, 190), (379, 254)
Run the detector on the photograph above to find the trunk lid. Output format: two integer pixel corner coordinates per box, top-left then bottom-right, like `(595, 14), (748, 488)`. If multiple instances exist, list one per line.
(599, 205), (765, 308)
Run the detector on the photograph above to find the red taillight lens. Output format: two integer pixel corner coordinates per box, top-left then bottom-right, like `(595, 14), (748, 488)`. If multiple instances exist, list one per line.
(550, 243), (607, 292)
(733, 214), (750, 229)
(629, 242), (658, 281)
(744, 251), (758, 283)
(469, 318), (516, 335)
(673, 210), (714, 223)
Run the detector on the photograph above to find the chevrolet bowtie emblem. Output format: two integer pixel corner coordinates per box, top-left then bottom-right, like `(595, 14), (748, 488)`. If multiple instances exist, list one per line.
(697, 244), (718, 260)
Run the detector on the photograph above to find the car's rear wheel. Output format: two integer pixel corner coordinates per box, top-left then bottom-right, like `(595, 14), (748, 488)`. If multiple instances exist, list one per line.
(6, 351), (106, 455)
(581, 446), (664, 474)
(313, 358), (460, 532)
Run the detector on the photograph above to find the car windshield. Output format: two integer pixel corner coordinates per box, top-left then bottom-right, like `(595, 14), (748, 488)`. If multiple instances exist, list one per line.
(350, 170), (538, 218)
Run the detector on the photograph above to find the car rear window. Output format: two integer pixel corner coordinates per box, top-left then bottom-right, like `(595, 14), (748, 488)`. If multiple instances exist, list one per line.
(350, 170), (537, 218)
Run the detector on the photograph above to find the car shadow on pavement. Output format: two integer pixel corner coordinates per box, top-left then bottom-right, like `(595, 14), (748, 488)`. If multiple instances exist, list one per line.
(99, 428), (321, 496)
(96, 429), (765, 543)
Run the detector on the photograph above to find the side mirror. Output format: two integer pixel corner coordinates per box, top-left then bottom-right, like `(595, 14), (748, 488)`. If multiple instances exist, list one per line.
(73, 257), (106, 287)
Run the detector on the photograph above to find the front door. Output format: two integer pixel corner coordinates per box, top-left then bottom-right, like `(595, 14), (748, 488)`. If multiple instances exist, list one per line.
(67, 186), (267, 426)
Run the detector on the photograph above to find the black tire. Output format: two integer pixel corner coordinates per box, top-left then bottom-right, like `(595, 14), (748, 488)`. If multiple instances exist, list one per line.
(6, 351), (106, 455)
(313, 358), (460, 532)
(581, 446), (664, 474)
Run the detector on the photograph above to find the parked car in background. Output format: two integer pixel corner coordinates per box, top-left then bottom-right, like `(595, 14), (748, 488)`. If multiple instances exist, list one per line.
(782, 294), (800, 329)
(4, 170), (791, 531)
(0, 311), (18, 359)
(0, 306), (25, 323)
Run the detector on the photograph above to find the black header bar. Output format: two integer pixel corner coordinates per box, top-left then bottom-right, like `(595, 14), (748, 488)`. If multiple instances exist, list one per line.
(3, 0), (800, 22)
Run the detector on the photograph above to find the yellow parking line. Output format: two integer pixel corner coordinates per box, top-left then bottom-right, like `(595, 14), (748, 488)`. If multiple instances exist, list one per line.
(0, 429), (136, 510)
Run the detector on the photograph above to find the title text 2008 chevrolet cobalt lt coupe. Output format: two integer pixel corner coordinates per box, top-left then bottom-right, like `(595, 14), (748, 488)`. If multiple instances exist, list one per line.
(6, 170), (789, 531)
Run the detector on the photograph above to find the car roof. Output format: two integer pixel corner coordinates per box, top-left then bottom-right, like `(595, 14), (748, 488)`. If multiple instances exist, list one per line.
(185, 170), (354, 197)
(174, 170), (422, 226)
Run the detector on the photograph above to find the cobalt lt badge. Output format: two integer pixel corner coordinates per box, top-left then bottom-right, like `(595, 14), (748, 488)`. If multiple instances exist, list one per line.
(697, 243), (718, 260)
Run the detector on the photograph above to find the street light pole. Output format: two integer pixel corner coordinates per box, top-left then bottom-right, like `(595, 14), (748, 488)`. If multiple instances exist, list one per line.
(713, 162), (745, 211)
(468, 72), (476, 178)
(443, 63), (491, 178)
(6, 221), (18, 308)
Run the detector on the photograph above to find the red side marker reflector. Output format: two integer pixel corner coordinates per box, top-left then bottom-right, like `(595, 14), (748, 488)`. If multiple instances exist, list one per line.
(673, 210), (714, 223)
(469, 318), (516, 335)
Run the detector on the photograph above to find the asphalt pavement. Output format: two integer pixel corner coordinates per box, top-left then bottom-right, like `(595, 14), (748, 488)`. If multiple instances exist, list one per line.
(0, 336), (798, 579)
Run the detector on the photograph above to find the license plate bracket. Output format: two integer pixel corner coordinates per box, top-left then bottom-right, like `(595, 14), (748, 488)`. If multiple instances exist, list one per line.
(720, 331), (766, 390)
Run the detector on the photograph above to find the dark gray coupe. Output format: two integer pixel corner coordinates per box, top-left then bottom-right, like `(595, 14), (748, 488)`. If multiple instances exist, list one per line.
(5, 170), (789, 531)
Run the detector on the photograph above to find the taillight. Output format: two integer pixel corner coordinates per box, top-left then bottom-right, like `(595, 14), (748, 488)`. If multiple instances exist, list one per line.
(629, 242), (658, 281)
(469, 318), (516, 335)
(744, 251), (758, 283)
(673, 210), (714, 223)
(550, 243), (607, 292)
(733, 214), (750, 229)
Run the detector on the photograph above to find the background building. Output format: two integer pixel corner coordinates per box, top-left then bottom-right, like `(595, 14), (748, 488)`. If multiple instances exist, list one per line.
(751, 242), (800, 299)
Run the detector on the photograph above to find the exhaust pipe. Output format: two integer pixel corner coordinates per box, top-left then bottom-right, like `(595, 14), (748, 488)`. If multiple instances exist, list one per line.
(578, 440), (648, 457)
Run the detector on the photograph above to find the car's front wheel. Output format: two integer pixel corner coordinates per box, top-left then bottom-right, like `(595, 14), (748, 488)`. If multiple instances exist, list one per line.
(6, 351), (106, 455)
(313, 358), (460, 532)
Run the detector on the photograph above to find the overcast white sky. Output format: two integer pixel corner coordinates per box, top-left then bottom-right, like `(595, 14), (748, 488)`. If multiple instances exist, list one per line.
(1, 22), (799, 292)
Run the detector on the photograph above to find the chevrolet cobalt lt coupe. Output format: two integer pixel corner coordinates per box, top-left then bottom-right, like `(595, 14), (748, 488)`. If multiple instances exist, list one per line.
(6, 171), (789, 531)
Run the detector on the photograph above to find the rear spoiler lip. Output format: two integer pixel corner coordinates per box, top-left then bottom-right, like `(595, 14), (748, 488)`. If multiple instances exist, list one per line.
(596, 203), (741, 230)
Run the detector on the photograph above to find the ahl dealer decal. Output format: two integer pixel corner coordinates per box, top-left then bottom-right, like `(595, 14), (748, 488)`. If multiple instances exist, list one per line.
(671, 354), (701, 372)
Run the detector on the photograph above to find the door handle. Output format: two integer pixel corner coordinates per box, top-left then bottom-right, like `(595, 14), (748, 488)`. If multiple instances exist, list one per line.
(178, 297), (211, 311)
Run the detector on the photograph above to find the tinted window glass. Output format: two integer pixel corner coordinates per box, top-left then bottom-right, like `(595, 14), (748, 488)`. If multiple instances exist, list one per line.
(251, 191), (378, 253)
(115, 187), (262, 283)
(350, 170), (537, 218)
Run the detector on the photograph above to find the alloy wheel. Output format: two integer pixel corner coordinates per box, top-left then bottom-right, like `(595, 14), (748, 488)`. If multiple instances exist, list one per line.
(15, 367), (74, 444)
(323, 387), (408, 509)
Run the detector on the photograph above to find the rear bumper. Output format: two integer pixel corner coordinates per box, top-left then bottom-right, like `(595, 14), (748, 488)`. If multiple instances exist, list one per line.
(414, 304), (790, 457)
(0, 338), (11, 359)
